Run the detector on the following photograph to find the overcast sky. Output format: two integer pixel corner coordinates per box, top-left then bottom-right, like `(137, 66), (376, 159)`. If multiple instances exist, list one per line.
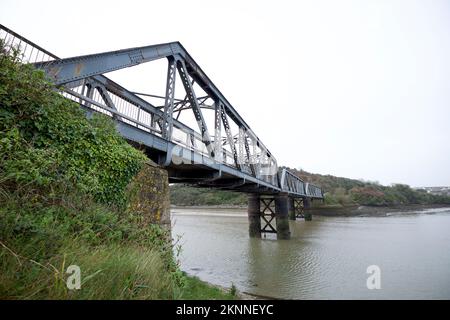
(1, 0), (449, 187)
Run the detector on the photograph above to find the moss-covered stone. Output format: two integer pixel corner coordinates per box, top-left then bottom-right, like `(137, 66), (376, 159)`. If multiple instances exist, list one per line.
(127, 160), (171, 230)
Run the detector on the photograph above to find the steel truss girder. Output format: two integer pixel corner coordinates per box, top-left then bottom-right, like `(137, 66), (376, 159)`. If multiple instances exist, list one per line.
(218, 102), (240, 170)
(30, 36), (278, 178)
(84, 81), (94, 109)
(26, 38), (206, 147)
(162, 57), (177, 139)
(34, 42), (181, 86)
(176, 58), (214, 157)
(244, 130), (256, 176)
(95, 85), (115, 110)
(238, 127), (244, 170)
(31, 39), (273, 162)
(214, 101), (222, 162)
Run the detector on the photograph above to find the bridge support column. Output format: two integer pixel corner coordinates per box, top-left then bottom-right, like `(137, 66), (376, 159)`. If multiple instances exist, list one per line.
(275, 194), (291, 240)
(248, 194), (261, 238)
(288, 197), (296, 221)
(304, 197), (312, 221)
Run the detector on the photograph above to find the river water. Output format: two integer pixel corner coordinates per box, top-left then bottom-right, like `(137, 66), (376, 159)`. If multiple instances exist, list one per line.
(171, 207), (450, 299)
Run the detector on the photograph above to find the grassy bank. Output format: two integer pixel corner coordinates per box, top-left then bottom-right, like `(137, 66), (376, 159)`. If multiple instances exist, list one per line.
(178, 275), (237, 300)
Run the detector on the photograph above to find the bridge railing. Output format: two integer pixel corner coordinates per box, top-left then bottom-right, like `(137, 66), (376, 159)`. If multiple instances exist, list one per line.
(279, 169), (323, 198)
(0, 24), (56, 65)
(305, 183), (323, 199)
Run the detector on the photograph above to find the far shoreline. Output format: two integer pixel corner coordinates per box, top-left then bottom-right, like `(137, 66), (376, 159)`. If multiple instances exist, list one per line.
(310, 203), (450, 217)
(171, 203), (450, 217)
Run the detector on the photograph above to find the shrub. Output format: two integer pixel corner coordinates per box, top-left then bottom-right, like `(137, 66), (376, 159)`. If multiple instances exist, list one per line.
(349, 186), (386, 206)
(0, 241), (176, 299)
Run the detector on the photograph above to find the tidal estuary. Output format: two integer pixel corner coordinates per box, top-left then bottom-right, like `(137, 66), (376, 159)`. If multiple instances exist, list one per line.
(171, 207), (450, 299)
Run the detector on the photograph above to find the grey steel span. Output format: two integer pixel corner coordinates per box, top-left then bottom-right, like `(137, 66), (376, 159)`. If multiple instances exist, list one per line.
(0, 24), (323, 239)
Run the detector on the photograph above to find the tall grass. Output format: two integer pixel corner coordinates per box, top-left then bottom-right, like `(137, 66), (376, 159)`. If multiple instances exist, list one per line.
(0, 242), (176, 299)
(0, 189), (181, 299)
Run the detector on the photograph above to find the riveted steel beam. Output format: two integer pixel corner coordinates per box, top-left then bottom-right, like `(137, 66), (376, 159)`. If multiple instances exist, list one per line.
(219, 102), (240, 170)
(214, 100), (223, 163)
(244, 130), (256, 177)
(162, 57), (177, 139)
(34, 42), (182, 85)
(176, 59), (214, 158)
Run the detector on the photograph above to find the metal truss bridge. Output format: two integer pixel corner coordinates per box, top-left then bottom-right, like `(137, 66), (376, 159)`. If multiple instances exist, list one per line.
(1, 25), (323, 239)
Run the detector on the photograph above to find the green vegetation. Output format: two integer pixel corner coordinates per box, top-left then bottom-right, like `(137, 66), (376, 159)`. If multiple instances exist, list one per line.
(288, 168), (450, 207)
(171, 169), (450, 208)
(0, 42), (235, 299)
(177, 275), (236, 300)
(170, 184), (247, 206)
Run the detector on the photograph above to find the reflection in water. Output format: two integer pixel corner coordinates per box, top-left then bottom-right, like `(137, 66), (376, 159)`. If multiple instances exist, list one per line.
(171, 207), (450, 299)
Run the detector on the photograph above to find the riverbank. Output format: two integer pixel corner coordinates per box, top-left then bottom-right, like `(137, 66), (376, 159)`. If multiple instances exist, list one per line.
(310, 204), (450, 217)
(171, 204), (450, 217)
(181, 274), (270, 300)
(179, 275), (237, 299)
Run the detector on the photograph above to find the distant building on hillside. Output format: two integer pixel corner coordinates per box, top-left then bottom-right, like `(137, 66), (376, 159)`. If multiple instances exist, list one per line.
(415, 186), (450, 196)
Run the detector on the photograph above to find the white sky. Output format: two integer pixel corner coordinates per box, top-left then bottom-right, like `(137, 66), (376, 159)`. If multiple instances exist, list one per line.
(1, 0), (449, 187)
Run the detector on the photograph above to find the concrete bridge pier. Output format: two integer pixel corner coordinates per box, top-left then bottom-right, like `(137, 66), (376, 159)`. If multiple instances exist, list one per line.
(248, 194), (261, 238)
(275, 194), (291, 240)
(288, 197), (296, 221)
(304, 197), (312, 221)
